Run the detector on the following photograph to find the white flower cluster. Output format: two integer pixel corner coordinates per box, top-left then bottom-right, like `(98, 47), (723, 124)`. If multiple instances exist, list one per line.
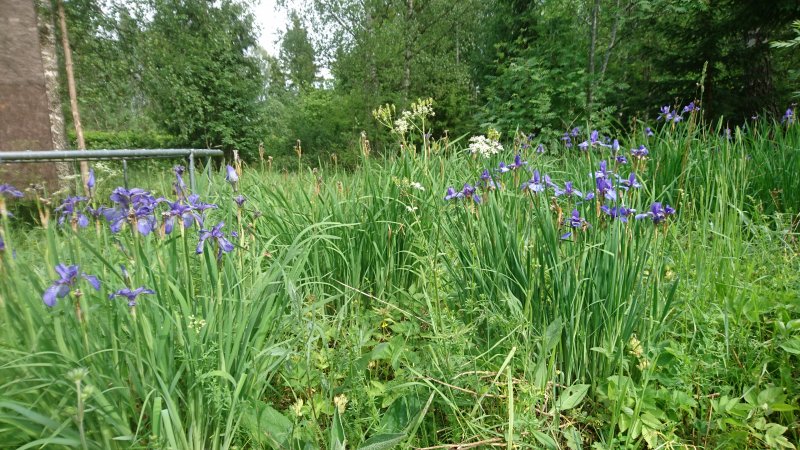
(394, 116), (410, 135)
(372, 99), (435, 137)
(468, 135), (504, 158)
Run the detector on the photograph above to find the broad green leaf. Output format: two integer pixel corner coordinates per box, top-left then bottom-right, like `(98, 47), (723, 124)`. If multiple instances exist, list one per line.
(532, 430), (558, 449)
(552, 384), (590, 412)
(779, 337), (800, 355)
(240, 401), (293, 449)
(543, 318), (563, 352)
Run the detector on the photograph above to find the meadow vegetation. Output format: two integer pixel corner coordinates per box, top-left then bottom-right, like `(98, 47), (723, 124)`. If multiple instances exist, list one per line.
(1, 103), (798, 449)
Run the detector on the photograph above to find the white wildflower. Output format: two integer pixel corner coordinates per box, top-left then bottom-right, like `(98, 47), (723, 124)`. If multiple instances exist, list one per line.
(409, 181), (425, 191)
(393, 116), (409, 135)
(468, 135), (503, 158)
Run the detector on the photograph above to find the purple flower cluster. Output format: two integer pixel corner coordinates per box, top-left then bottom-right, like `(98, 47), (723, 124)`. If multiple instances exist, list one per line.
(445, 153), (676, 241)
(37, 166), (243, 265)
(657, 101), (699, 123)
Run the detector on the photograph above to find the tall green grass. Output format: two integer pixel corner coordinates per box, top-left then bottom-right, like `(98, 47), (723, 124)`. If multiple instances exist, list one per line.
(0, 116), (798, 448)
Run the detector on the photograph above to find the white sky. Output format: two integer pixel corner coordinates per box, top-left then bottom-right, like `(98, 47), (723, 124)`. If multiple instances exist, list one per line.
(252, 0), (291, 57)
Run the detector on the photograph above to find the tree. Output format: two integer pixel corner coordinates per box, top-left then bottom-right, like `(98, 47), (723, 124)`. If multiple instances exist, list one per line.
(140, 0), (267, 155)
(279, 13), (318, 90)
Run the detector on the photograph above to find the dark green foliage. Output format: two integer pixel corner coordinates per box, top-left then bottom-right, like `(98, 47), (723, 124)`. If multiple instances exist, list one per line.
(280, 13), (318, 89)
(68, 130), (181, 150)
(141, 0), (267, 156)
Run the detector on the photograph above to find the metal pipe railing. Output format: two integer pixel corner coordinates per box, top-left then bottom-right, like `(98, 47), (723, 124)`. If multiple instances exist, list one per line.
(0, 148), (225, 191)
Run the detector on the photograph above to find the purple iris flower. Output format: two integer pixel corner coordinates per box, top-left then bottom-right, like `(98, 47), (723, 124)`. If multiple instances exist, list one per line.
(782, 108), (795, 124)
(615, 154), (628, 165)
(509, 154), (528, 170)
(601, 205), (635, 223)
(543, 174), (558, 190)
(594, 160), (610, 179)
(561, 209), (589, 239)
(479, 169), (497, 190)
(578, 141), (589, 151)
(187, 194), (218, 215)
(631, 145), (649, 159)
(461, 183), (481, 204)
(595, 176), (617, 201)
(562, 134), (573, 148)
(163, 200), (201, 234)
(87, 169), (95, 190)
(0, 184), (23, 198)
(174, 165), (187, 198)
(570, 127), (581, 137)
(109, 287), (155, 307)
(554, 181), (583, 199)
(103, 187), (162, 234)
(197, 221), (236, 260)
(635, 202), (676, 224)
(134, 204), (158, 235)
(590, 130), (600, 145)
(110, 187), (147, 209)
(43, 264), (101, 307)
(521, 170), (545, 193)
(225, 165), (239, 184)
(645, 127), (654, 137)
(618, 172), (641, 190)
(56, 196), (90, 228)
(497, 162), (511, 174)
(611, 139), (620, 152)
(683, 101), (699, 113)
(234, 195), (247, 207)
(0, 236), (4, 252)
(657, 106), (674, 121)
(444, 187), (463, 201)
(536, 144), (545, 154)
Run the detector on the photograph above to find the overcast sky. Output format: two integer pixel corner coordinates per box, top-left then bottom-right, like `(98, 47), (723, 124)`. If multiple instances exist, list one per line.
(252, 0), (291, 57)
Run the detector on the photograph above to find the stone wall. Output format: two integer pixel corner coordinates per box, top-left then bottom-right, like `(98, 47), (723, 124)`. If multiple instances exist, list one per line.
(0, 0), (66, 193)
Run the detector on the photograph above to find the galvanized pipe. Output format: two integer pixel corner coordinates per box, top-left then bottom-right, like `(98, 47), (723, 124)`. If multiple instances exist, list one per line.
(0, 148), (223, 163)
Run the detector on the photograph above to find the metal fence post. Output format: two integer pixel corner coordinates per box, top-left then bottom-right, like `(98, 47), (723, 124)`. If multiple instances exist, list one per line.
(122, 159), (129, 188)
(188, 150), (196, 192)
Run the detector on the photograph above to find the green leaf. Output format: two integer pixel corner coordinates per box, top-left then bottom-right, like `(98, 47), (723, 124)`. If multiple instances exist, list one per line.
(240, 401), (293, 448)
(779, 337), (800, 355)
(358, 433), (407, 450)
(543, 318), (563, 352)
(552, 384), (590, 412)
(532, 430), (558, 449)
(329, 409), (346, 450)
(563, 426), (583, 450)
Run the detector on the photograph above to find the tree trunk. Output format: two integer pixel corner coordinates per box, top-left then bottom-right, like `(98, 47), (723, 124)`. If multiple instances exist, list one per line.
(57, 0), (89, 195)
(402, 0), (413, 103)
(586, 0), (600, 114)
(600, 0), (622, 80)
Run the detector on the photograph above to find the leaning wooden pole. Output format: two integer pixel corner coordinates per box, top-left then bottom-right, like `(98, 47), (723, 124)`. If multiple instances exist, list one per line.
(56, 0), (89, 195)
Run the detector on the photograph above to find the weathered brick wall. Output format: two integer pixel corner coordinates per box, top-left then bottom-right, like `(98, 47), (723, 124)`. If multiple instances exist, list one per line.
(0, 0), (65, 193)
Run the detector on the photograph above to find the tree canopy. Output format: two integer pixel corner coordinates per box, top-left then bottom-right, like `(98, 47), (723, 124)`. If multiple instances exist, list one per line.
(57, 0), (800, 161)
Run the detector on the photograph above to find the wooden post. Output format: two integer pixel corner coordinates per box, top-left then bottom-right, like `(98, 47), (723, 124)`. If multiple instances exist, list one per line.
(56, 0), (90, 195)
